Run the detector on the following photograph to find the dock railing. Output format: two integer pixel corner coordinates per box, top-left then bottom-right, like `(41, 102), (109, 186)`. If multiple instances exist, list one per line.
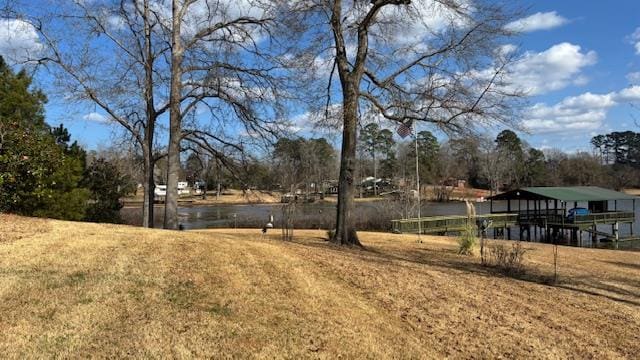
(492, 210), (635, 226)
(391, 213), (518, 234)
(572, 211), (635, 224)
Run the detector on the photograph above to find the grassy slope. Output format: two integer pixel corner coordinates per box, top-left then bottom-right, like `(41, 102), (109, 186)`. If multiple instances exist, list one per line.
(0, 215), (639, 359)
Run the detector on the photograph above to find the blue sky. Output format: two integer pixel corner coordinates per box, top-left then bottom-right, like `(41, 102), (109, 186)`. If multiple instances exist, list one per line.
(2, 0), (640, 152)
(511, 0), (640, 151)
(500, 0), (640, 151)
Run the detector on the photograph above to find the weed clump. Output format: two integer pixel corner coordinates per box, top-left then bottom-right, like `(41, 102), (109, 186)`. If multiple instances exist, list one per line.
(457, 223), (477, 255)
(488, 241), (527, 276)
(457, 200), (477, 255)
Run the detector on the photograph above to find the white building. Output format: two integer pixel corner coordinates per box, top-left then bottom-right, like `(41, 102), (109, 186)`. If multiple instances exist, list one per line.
(154, 183), (190, 197)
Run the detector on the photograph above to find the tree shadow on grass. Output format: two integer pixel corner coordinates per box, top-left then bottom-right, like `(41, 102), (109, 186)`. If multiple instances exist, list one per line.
(601, 260), (640, 271)
(291, 237), (640, 307)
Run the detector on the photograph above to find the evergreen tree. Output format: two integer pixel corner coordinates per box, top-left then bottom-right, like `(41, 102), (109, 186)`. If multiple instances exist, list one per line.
(495, 130), (525, 189)
(359, 123), (396, 182)
(524, 148), (547, 186)
(0, 56), (88, 219)
(83, 158), (131, 223)
(415, 131), (441, 185)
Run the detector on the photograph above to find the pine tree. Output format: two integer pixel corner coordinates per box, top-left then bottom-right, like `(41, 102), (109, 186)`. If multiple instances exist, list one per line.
(0, 56), (88, 219)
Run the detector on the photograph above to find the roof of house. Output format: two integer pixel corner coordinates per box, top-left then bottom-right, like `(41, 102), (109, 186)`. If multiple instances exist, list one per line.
(487, 186), (638, 202)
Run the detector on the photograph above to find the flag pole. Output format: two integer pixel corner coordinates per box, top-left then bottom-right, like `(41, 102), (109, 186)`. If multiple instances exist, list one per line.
(414, 127), (422, 243)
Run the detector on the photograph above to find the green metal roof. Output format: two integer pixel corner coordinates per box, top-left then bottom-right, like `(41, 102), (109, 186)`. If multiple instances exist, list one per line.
(488, 186), (638, 202)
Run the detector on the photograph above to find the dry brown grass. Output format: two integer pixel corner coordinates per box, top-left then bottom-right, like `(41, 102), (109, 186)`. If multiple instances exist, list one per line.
(1, 214), (639, 358)
(0, 214), (50, 243)
(189, 189), (281, 205)
(123, 189), (281, 207)
(623, 188), (640, 196)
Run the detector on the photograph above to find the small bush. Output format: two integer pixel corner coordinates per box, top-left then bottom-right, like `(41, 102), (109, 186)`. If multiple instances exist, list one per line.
(326, 229), (335, 241)
(457, 223), (477, 255)
(488, 241), (527, 275)
(458, 200), (477, 255)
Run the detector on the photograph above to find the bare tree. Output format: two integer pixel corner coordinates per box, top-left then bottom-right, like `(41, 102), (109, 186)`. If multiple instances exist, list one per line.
(283, 0), (522, 245)
(23, 0), (287, 229)
(477, 136), (502, 196)
(161, 0), (287, 229)
(25, 0), (171, 228)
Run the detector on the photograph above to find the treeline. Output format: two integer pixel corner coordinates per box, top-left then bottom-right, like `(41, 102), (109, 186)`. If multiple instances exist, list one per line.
(0, 57), (133, 222)
(591, 132), (640, 166)
(193, 127), (640, 195)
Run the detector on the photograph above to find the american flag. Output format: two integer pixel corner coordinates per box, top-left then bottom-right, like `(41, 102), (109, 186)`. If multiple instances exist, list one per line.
(396, 120), (413, 138)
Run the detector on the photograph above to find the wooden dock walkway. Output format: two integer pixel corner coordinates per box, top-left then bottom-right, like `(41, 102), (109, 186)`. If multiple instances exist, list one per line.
(391, 213), (518, 234)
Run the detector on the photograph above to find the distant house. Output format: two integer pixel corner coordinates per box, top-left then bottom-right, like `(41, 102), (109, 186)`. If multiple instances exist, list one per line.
(154, 182), (190, 198)
(154, 185), (166, 197)
(177, 182), (190, 195)
(443, 179), (466, 188)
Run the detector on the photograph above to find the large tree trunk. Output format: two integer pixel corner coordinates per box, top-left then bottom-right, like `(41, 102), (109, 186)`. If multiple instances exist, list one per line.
(141, 147), (155, 228)
(141, 0), (155, 229)
(164, 0), (183, 230)
(332, 87), (361, 246)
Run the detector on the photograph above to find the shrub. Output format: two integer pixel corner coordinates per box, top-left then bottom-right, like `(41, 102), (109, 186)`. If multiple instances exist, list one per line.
(457, 200), (477, 255)
(488, 241), (527, 275)
(83, 158), (132, 223)
(457, 223), (477, 255)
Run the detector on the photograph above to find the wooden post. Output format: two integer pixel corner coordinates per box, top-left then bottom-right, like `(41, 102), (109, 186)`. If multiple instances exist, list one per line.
(561, 201), (566, 244)
(545, 200), (550, 241)
(614, 221), (619, 249)
(507, 200), (512, 240)
(579, 230), (583, 247)
(534, 200), (538, 241)
(632, 199), (636, 236)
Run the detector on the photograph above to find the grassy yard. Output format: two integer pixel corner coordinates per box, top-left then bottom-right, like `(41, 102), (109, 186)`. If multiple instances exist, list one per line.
(0, 214), (639, 358)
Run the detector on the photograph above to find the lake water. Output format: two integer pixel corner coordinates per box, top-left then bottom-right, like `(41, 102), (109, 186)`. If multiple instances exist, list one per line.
(121, 200), (485, 230)
(121, 199), (640, 249)
(172, 201), (494, 230)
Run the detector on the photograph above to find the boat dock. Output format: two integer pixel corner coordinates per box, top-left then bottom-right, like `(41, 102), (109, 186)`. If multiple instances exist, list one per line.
(391, 187), (639, 248)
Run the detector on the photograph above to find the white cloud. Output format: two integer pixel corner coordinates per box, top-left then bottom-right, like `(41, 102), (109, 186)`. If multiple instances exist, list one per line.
(83, 112), (109, 123)
(505, 11), (568, 33)
(0, 19), (42, 63)
(287, 104), (344, 135)
(631, 27), (640, 55)
(378, 0), (472, 39)
(523, 86), (640, 133)
(505, 43), (597, 96)
(627, 72), (640, 84)
(617, 86), (640, 101)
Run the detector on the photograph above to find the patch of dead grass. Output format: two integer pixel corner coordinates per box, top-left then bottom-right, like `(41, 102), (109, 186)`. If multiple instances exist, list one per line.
(0, 214), (50, 243)
(0, 217), (639, 358)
